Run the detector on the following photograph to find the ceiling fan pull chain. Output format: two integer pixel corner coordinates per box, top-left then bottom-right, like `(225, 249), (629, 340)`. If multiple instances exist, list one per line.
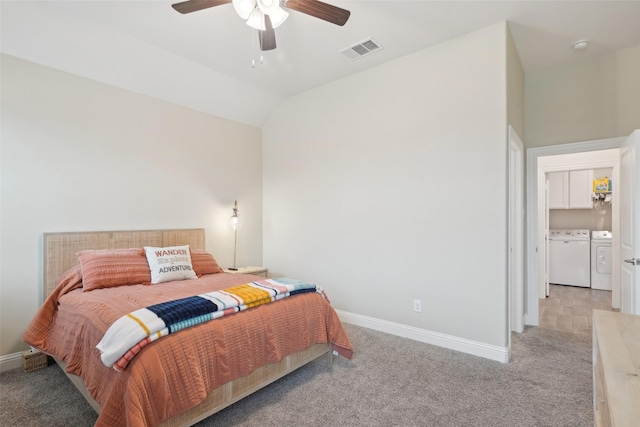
(251, 26), (256, 68)
(252, 55), (264, 68)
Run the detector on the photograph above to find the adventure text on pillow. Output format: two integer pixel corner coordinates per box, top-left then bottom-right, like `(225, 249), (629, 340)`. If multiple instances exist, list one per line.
(144, 245), (197, 284)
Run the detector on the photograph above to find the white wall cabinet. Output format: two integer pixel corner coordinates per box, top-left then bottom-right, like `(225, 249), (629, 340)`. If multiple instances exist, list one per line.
(568, 170), (594, 208)
(548, 170), (593, 209)
(548, 171), (568, 209)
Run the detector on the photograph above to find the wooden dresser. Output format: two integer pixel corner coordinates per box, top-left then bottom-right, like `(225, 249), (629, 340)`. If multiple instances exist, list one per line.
(592, 310), (640, 427)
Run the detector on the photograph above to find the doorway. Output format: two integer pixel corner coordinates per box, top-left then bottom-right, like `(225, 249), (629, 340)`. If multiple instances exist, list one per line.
(525, 136), (624, 326)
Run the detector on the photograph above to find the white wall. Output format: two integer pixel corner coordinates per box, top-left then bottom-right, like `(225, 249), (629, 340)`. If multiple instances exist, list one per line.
(0, 1), (279, 127)
(506, 21), (526, 335)
(507, 25), (525, 140)
(525, 44), (640, 148)
(0, 55), (263, 356)
(263, 23), (511, 352)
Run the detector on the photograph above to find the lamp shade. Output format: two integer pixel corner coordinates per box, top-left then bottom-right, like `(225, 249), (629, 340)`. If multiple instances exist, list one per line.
(228, 215), (240, 231)
(228, 201), (241, 231)
(228, 200), (240, 270)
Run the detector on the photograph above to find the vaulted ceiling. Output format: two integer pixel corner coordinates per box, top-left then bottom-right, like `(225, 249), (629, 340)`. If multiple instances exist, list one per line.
(2, 1), (639, 126)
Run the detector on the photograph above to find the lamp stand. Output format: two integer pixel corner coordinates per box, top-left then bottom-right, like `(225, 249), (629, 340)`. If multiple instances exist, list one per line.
(230, 227), (238, 270)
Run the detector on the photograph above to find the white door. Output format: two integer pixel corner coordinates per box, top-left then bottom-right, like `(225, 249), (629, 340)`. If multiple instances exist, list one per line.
(620, 130), (640, 314)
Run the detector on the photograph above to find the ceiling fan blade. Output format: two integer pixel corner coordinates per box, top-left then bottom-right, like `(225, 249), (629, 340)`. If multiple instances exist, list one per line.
(283, 0), (350, 26)
(172, 0), (231, 14)
(259, 15), (277, 51)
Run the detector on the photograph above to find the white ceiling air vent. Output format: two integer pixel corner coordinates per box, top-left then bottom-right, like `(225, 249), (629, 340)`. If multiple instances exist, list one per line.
(340, 38), (383, 60)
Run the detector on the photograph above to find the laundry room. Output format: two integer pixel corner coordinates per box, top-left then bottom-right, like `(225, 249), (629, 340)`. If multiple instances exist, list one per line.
(548, 167), (613, 292)
(549, 168), (612, 231)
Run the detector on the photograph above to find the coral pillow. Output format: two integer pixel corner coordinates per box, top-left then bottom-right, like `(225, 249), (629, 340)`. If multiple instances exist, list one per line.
(144, 245), (197, 284)
(57, 264), (84, 292)
(190, 249), (224, 276)
(77, 248), (151, 291)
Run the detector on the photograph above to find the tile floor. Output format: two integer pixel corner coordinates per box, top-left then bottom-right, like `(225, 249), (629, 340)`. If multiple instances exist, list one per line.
(539, 284), (615, 337)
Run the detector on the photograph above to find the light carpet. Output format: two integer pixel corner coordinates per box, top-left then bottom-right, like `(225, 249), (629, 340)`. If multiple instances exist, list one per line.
(0, 323), (593, 426)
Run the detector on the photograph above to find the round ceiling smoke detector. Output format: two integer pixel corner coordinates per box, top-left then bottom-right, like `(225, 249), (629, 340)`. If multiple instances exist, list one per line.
(572, 39), (589, 51)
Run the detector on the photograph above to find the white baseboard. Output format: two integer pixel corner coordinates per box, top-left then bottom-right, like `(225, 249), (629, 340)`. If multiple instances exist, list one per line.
(524, 312), (539, 327)
(336, 310), (510, 363)
(0, 352), (24, 372)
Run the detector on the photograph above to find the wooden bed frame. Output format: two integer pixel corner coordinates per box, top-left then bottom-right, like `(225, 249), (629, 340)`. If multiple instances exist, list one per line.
(43, 229), (331, 427)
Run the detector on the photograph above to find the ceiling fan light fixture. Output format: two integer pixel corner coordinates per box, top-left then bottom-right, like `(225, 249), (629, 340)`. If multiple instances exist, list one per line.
(246, 8), (266, 31)
(232, 0), (256, 20)
(171, 0), (351, 52)
(256, 0), (280, 15)
(269, 7), (289, 29)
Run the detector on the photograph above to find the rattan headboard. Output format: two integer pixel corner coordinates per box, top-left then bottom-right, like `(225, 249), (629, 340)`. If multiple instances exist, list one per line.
(43, 229), (205, 298)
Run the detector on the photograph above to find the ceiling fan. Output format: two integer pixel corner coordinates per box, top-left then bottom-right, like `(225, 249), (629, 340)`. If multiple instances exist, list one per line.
(171, 0), (351, 51)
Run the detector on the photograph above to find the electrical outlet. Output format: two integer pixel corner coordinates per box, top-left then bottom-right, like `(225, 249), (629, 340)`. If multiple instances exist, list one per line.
(413, 299), (422, 313)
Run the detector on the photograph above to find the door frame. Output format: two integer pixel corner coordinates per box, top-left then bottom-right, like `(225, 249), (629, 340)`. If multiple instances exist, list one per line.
(525, 136), (623, 325)
(508, 126), (524, 335)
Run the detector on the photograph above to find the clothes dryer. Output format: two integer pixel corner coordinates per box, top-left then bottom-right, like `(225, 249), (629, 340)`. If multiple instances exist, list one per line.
(591, 231), (612, 291)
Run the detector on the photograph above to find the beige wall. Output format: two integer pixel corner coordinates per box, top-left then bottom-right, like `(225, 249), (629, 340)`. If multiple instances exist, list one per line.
(0, 55), (263, 357)
(507, 25), (525, 140)
(525, 44), (640, 148)
(1, 21), (529, 361)
(263, 22), (514, 352)
(0, 1), (279, 127)
(549, 206), (613, 231)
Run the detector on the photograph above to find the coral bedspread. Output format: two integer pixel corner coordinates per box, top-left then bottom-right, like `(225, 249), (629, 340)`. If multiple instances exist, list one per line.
(23, 270), (352, 427)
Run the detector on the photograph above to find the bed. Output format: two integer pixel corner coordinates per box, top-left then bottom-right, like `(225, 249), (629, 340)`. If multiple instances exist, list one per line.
(23, 229), (352, 427)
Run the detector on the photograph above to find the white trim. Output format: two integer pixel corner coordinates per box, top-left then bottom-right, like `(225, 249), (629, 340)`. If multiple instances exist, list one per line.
(508, 126), (525, 336)
(525, 136), (624, 325)
(336, 310), (509, 364)
(0, 352), (24, 372)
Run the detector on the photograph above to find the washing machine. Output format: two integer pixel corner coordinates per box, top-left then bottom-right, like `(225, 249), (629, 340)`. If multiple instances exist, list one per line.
(549, 229), (591, 287)
(591, 231), (612, 291)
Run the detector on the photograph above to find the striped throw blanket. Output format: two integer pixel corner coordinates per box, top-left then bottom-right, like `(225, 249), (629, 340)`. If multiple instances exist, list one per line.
(97, 278), (318, 371)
